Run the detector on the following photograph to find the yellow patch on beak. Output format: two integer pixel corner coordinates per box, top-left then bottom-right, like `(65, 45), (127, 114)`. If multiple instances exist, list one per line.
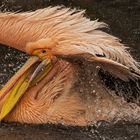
(0, 53), (53, 120)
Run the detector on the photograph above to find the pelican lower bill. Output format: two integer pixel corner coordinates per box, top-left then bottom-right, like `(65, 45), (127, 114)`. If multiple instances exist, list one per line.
(0, 56), (52, 120)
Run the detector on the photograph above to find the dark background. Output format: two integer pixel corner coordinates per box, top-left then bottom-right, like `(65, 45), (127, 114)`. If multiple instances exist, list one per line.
(0, 0), (140, 139)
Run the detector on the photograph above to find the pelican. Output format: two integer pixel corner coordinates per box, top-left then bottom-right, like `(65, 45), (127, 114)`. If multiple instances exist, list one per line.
(0, 6), (140, 126)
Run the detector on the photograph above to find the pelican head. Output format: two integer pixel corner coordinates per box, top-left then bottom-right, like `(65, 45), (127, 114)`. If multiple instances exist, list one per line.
(0, 6), (140, 126)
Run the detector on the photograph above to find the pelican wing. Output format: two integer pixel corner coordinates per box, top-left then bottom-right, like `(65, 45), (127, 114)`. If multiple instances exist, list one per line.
(88, 56), (140, 81)
(61, 52), (140, 105)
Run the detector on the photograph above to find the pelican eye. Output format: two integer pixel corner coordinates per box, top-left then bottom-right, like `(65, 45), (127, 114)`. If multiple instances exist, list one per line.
(41, 50), (47, 54)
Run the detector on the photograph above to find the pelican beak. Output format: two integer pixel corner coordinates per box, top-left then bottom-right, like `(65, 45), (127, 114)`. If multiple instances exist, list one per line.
(0, 54), (52, 120)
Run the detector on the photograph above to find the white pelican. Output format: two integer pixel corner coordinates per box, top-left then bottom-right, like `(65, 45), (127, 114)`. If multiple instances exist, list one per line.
(0, 6), (140, 126)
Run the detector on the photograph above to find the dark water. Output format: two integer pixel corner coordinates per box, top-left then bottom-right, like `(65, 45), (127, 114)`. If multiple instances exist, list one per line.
(0, 0), (140, 139)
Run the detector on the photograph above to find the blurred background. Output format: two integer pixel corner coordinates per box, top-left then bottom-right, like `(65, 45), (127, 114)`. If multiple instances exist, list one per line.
(0, 0), (140, 139)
